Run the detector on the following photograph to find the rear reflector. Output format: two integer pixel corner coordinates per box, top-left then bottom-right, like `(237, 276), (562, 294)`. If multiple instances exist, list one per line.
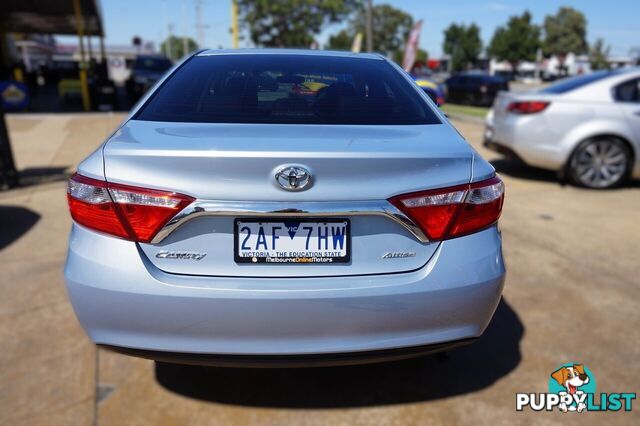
(506, 101), (549, 114)
(67, 173), (194, 242)
(390, 176), (505, 241)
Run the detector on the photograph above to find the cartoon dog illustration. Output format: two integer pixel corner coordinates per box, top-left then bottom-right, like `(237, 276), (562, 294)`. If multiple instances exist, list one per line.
(551, 364), (590, 412)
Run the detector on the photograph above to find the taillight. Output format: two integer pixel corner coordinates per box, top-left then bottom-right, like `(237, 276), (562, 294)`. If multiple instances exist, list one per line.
(67, 173), (194, 242)
(389, 176), (504, 241)
(506, 101), (549, 114)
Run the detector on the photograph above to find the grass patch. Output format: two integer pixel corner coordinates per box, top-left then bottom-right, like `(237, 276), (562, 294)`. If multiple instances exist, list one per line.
(441, 103), (490, 119)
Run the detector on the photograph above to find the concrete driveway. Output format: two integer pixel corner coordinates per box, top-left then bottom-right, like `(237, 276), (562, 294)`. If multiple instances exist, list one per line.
(1, 113), (638, 426)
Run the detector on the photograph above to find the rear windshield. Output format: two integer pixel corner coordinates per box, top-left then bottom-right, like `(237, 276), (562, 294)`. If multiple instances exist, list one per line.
(540, 70), (621, 94)
(134, 54), (440, 125)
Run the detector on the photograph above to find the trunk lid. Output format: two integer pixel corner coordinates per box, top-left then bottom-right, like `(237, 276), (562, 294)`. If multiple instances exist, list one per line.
(103, 120), (474, 277)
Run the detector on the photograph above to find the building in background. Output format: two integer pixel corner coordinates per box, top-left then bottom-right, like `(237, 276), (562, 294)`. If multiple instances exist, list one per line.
(55, 42), (157, 85)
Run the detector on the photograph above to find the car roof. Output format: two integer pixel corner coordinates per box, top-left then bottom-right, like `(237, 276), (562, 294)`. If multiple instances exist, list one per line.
(196, 48), (385, 61)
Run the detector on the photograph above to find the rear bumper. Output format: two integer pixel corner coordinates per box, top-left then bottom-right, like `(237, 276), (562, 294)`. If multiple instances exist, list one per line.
(64, 224), (505, 359)
(483, 140), (523, 162)
(100, 338), (476, 368)
(484, 113), (567, 170)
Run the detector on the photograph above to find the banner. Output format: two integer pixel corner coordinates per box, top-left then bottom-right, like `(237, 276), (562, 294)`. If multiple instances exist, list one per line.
(402, 20), (423, 72)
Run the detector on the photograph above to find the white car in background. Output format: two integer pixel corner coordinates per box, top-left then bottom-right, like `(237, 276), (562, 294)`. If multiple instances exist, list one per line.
(485, 68), (640, 188)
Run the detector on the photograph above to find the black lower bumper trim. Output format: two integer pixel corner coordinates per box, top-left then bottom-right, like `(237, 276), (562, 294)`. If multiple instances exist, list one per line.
(99, 338), (477, 368)
(483, 140), (523, 162)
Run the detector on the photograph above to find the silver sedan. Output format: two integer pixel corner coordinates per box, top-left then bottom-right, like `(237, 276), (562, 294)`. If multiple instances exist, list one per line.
(64, 49), (505, 366)
(485, 68), (640, 188)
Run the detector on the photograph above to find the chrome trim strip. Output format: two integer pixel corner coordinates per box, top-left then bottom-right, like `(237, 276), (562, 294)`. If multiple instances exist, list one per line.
(150, 200), (429, 244)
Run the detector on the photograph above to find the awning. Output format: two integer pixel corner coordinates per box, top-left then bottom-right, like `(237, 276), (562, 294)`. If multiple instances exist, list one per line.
(1, 0), (104, 36)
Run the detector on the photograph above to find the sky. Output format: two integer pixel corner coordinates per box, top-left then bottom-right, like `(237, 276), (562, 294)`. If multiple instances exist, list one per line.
(72, 0), (640, 57)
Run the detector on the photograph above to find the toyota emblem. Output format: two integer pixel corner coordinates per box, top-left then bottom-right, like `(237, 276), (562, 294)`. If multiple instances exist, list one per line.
(275, 166), (312, 191)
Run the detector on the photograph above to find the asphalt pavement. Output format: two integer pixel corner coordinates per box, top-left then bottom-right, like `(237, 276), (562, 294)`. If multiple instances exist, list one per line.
(1, 112), (638, 426)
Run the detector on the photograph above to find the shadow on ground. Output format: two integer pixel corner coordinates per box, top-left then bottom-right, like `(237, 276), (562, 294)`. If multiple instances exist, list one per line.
(0, 206), (40, 250)
(155, 299), (523, 408)
(491, 158), (640, 188)
(18, 167), (70, 187)
(490, 158), (560, 184)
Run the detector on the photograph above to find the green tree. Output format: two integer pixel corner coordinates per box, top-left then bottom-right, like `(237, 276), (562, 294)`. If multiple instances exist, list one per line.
(443, 23), (482, 71)
(416, 49), (428, 64)
(236, 0), (357, 47)
(488, 11), (540, 77)
(160, 36), (198, 61)
(392, 48), (428, 65)
(327, 30), (354, 51)
(590, 38), (611, 70)
(328, 4), (413, 53)
(543, 7), (588, 58)
(327, 3), (422, 64)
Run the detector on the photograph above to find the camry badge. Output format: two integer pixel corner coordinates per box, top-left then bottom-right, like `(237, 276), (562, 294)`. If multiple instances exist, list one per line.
(275, 166), (312, 191)
(382, 251), (416, 259)
(156, 251), (207, 261)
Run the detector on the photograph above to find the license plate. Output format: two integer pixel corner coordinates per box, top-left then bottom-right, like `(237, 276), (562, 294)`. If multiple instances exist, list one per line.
(234, 218), (350, 264)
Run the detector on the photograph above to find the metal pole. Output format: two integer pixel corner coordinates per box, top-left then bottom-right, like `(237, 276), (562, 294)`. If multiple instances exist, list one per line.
(231, 0), (239, 48)
(163, 1), (173, 59)
(162, 0), (168, 56)
(87, 35), (92, 61)
(182, 0), (188, 56)
(365, 0), (373, 53)
(72, 0), (91, 111)
(534, 47), (542, 82)
(0, 113), (18, 189)
(0, 24), (18, 189)
(167, 23), (174, 60)
(99, 35), (106, 64)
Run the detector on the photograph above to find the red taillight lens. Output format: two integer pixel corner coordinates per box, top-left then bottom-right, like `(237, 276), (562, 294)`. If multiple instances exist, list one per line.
(67, 177), (130, 239)
(389, 177), (505, 241)
(506, 101), (549, 114)
(67, 173), (194, 242)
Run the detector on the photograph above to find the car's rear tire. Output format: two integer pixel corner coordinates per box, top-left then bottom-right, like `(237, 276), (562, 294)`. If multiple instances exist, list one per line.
(568, 137), (632, 189)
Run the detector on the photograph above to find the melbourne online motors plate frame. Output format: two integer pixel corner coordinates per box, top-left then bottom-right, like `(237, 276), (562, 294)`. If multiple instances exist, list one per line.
(234, 218), (351, 264)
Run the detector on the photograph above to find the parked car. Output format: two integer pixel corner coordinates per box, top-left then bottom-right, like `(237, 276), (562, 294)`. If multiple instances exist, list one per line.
(485, 68), (640, 189)
(446, 72), (509, 106)
(125, 55), (173, 101)
(65, 49), (505, 366)
(412, 76), (446, 106)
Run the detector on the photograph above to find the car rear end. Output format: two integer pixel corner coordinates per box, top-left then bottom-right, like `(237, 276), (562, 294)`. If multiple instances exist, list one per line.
(484, 90), (565, 169)
(64, 50), (505, 366)
(414, 77), (446, 106)
(484, 71), (640, 172)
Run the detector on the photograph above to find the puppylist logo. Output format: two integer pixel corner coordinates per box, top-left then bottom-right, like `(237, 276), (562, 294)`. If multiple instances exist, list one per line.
(516, 363), (636, 413)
